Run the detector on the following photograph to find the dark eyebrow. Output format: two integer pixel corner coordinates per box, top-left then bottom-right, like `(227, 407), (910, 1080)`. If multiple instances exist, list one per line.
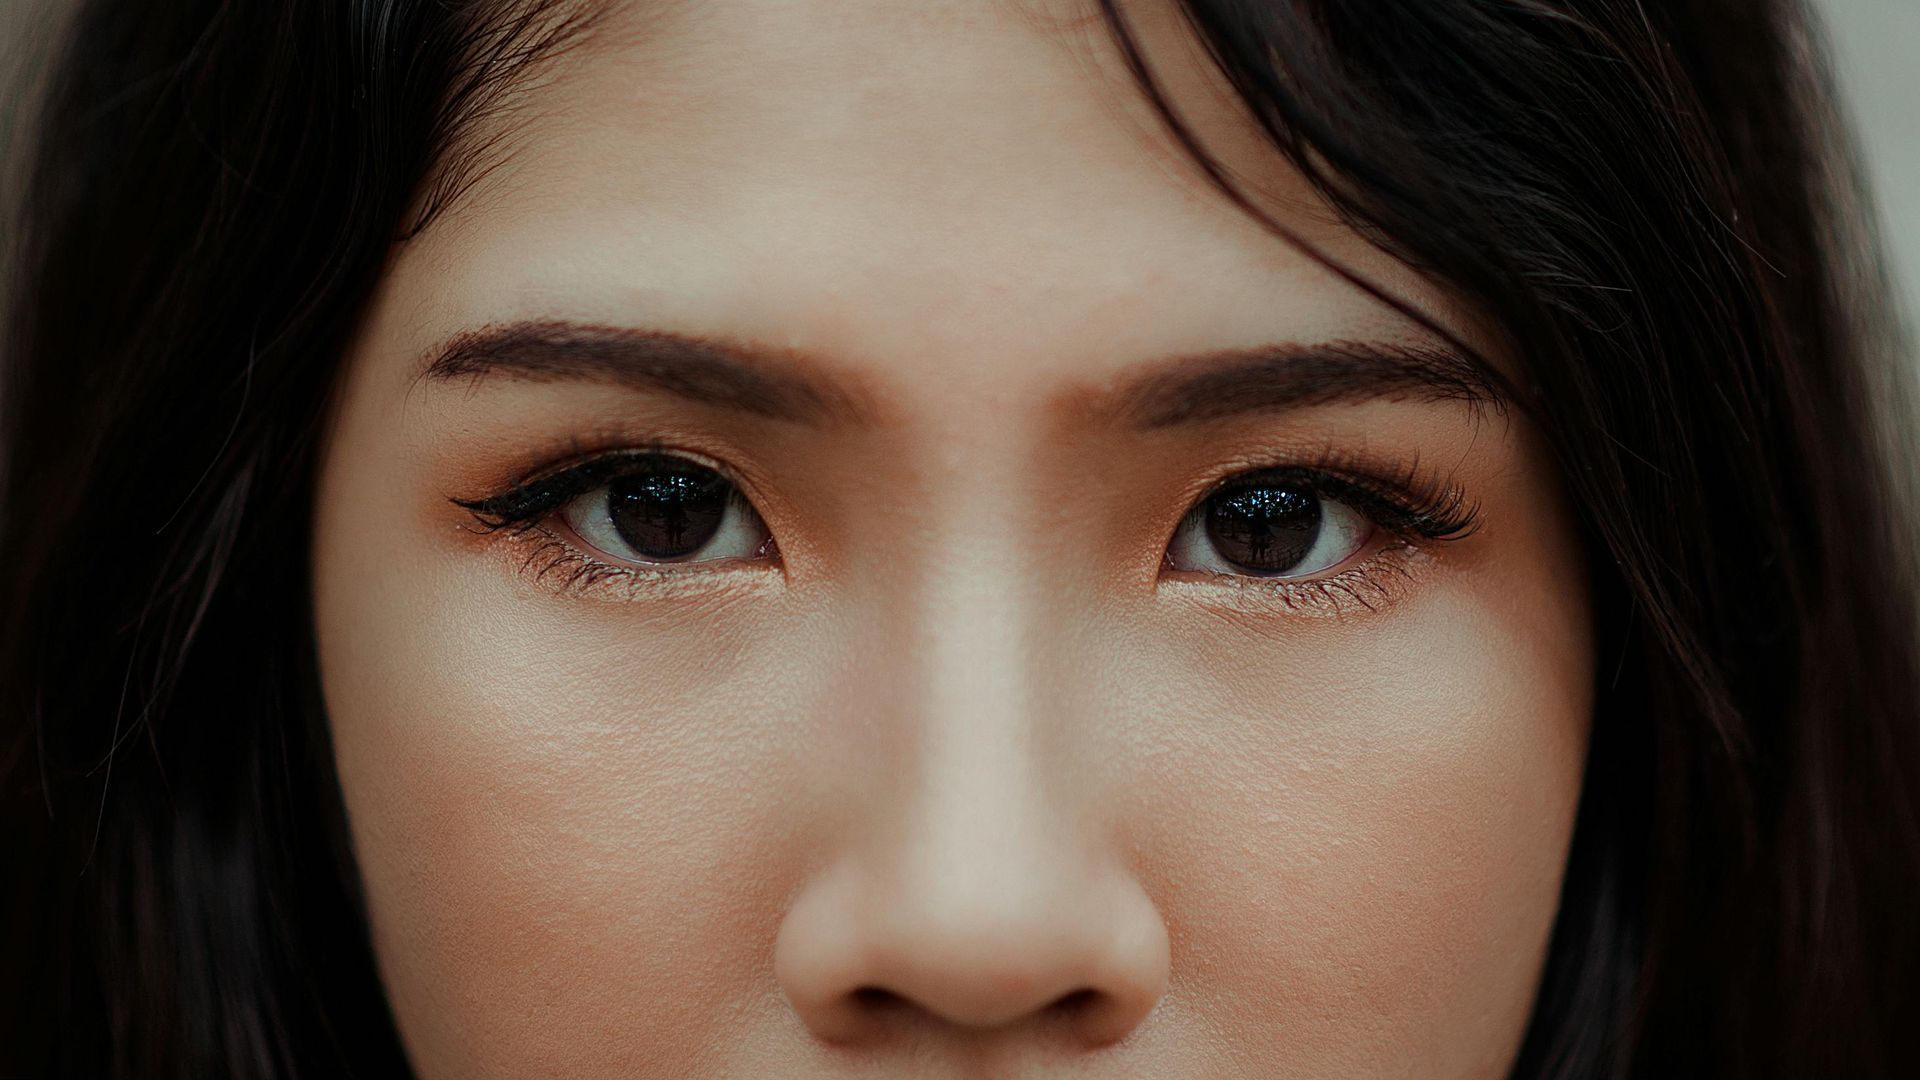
(421, 320), (875, 426)
(424, 320), (1507, 429)
(1097, 339), (1510, 428)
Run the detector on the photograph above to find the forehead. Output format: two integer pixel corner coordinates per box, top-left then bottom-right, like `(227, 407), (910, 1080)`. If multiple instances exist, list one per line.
(389, 0), (1475, 386)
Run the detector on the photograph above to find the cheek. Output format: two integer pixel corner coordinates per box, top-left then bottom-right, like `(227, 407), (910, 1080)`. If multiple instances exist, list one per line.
(313, 374), (1591, 1076)
(1123, 577), (1591, 1074)
(314, 530), (831, 1073)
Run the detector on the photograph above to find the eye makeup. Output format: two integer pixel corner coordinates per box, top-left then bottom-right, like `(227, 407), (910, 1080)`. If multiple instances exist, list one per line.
(1159, 450), (1480, 617)
(452, 443), (783, 604)
(447, 434), (1480, 614)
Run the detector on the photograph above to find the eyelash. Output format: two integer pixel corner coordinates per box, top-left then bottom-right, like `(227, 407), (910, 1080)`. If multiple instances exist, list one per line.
(452, 443), (774, 601)
(1180, 453), (1479, 542)
(1163, 451), (1480, 617)
(454, 442), (752, 534)
(450, 444), (1479, 610)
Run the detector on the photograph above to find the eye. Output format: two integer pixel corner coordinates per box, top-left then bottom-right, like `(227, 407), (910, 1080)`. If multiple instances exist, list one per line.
(1166, 472), (1374, 578)
(558, 454), (772, 565)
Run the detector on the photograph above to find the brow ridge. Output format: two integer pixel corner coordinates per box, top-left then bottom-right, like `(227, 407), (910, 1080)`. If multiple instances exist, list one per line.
(1109, 339), (1507, 428)
(422, 320), (865, 424)
(423, 320), (1505, 429)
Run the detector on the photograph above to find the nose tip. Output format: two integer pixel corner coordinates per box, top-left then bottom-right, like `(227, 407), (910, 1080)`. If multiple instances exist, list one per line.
(774, 861), (1170, 1047)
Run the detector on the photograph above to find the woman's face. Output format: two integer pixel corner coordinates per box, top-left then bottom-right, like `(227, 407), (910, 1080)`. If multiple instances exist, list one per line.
(311, 1), (1593, 1075)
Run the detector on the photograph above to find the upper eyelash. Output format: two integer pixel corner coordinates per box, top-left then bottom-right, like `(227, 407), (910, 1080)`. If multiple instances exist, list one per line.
(454, 445), (1480, 571)
(1180, 454), (1481, 544)
(452, 446), (751, 534)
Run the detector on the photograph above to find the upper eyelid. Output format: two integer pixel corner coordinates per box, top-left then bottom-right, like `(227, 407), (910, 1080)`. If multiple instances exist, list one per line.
(1187, 463), (1479, 540)
(453, 445), (1478, 554)
(453, 446), (738, 525)
(515, 445), (732, 491)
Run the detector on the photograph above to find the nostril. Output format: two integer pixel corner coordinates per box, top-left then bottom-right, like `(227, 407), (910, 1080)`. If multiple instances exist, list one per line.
(850, 985), (907, 1012)
(842, 983), (1109, 1037)
(775, 859), (1171, 1048)
(1048, 987), (1100, 1016)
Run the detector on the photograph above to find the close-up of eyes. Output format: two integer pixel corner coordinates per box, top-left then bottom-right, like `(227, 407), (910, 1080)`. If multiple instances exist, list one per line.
(1165, 467), (1477, 580)
(456, 447), (1481, 606)
(456, 450), (776, 569)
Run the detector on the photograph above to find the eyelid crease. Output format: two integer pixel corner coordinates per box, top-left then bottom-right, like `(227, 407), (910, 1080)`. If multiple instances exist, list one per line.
(1178, 450), (1482, 547)
(451, 438), (1479, 616)
(452, 443), (736, 532)
(1202, 467), (1479, 542)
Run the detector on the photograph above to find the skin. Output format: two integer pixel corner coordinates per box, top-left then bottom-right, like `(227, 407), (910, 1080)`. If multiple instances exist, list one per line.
(311, 0), (1594, 1075)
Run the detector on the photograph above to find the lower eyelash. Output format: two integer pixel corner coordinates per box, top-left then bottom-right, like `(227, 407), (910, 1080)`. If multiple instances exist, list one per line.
(517, 531), (630, 593)
(458, 442), (1468, 612)
(1168, 539), (1432, 619)
(487, 522), (780, 605)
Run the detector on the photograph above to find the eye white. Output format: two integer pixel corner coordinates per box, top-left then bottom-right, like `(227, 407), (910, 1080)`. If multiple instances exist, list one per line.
(1166, 493), (1371, 578)
(559, 484), (767, 565)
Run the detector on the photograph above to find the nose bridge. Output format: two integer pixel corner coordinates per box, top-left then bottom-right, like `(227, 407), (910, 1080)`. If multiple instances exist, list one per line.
(868, 469), (1083, 956)
(894, 548), (1071, 930)
(913, 533), (1048, 818)
(879, 431), (1062, 827)
(773, 457), (1169, 1048)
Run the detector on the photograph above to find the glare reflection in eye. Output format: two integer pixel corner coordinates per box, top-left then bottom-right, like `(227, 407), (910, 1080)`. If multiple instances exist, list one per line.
(560, 459), (770, 565)
(1167, 478), (1372, 578)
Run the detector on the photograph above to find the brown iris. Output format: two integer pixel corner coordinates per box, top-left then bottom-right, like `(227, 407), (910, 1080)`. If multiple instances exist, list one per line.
(606, 465), (729, 560)
(1204, 482), (1322, 574)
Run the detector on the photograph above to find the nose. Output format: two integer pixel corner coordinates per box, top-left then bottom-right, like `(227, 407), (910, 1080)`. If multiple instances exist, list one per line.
(773, 570), (1169, 1049)
(774, 812), (1170, 1046)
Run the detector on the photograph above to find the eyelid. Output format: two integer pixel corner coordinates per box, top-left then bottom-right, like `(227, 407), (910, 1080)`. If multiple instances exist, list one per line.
(452, 440), (1475, 614)
(1157, 454), (1479, 617)
(1178, 459), (1480, 544)
(560, 478), (771, 567)
(490, 521), (784, 604)
(451, 444), (783, 602)
(452, 445), (745, 533)
(1162, 542), (1434, 619)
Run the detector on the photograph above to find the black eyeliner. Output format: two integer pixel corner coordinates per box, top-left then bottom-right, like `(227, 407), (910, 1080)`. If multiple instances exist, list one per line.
(455, 447), (701, 532)
(1182, 460), (1480, 543)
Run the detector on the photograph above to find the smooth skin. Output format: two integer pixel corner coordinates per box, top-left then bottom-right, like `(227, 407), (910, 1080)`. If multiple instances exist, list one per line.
(312, 0), (1593, 1075)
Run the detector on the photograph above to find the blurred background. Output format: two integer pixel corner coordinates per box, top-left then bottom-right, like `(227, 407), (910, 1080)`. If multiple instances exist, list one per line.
(2, 0), (1917, 352)
(1819, 0), (1920, 349)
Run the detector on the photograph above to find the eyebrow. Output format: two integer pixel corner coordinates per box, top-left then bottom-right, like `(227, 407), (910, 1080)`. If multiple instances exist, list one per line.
(421, 320), (1507, 429)
(422, 320), (874, 425)
(1098, 339), (1508, 428)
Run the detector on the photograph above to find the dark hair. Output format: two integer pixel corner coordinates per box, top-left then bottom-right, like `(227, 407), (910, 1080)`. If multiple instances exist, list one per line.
(4, 0), (1916, 1076)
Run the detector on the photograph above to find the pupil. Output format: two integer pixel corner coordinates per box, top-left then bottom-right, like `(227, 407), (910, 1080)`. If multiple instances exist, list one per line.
(606, 464), (728, 559)
(1204, 482), (1321, 573)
